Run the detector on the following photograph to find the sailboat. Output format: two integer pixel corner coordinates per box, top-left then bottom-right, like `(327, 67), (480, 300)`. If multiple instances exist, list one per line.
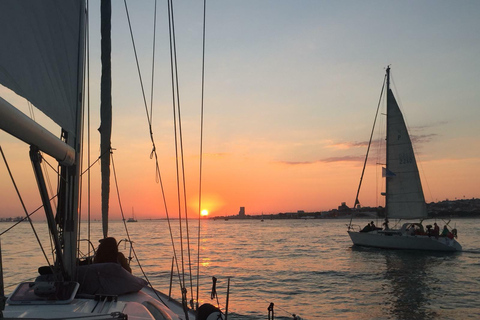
(127, 208), (138, 223)
(0, 1), (223, 319)
(347, 67), (462, 252)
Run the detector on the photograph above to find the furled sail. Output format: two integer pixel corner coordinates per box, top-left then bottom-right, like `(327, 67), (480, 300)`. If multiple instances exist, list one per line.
(0, 0), (83, 136)
(386, 89), (427, 219)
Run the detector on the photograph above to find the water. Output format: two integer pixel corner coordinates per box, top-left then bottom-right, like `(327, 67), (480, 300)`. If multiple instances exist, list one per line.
(1, 218), (480, 319)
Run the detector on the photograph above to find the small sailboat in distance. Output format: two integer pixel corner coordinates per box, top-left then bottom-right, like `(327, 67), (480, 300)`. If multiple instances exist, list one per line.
(347, 67), (462, 252)
(127, 207), (137, 223)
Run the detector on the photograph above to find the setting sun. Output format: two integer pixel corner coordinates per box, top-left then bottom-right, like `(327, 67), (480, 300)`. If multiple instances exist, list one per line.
(200, 210), (209, 217)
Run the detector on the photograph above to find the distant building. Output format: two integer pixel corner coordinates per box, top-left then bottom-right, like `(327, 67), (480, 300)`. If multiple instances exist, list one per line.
(338, 202), (348, 210)
(238, 207), (245, 217)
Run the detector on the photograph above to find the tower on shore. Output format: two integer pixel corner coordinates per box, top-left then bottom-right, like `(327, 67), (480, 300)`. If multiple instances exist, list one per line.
(238, 207), (245, 217)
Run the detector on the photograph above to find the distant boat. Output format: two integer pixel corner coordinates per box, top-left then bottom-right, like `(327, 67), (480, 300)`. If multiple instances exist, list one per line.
(347, 67), (461, 252)
(127, 207), (137, 223)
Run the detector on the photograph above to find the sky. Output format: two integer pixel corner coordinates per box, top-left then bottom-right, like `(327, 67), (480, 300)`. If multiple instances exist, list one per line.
(1, 0), (479, 220)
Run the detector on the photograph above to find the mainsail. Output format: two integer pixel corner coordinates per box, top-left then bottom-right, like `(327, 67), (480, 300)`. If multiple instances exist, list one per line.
(0, 0), (86, 279)
(0, 0), (84, 137)
(385, 87), (427, 219)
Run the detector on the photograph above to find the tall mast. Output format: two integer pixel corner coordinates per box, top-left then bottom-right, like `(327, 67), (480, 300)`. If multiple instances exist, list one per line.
(386, 66), (390, 91)
(59, 0), (87, 280)
(385, 66), (391, 221)
(100, 0), (112, 239)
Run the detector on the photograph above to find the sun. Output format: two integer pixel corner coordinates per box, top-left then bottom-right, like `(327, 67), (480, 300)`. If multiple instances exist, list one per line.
(200, 209), (209, 217)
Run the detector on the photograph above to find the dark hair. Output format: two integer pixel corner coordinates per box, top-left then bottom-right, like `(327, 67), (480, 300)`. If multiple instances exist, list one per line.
(94, 237), (118, 264)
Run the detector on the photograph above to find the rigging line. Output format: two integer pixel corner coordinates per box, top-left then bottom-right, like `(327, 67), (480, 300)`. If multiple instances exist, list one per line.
(149, 0), (157, 122)
(80, 147), (109, 176)
(196, 0), (207, 308)
(111, 153), (175, 309)
(167, 0), (190, 303)
(110, 152), (132, 242)
(22, 99), (60, 266)
(0, 196), (56, 236)
(124, 241), (172, 309)
(123, 0), (161, 180)
(39, 154), (62, 176)
(123, 0), (152, 128)
(348, 72), (387, 229)
(23, 102), (58, 211)
(86, 0), (92, 253)
(123, 0), (185, 301)
(168, 0), (195, 304)
(374, 94), (386, 208)
(0, 146), (53, 268)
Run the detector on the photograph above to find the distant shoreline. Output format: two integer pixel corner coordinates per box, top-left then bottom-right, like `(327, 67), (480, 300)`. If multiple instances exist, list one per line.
(211, 198), (480, 221)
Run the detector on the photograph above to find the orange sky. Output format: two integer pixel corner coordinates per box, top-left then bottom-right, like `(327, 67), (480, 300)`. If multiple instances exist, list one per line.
(1, 125), (477, 221)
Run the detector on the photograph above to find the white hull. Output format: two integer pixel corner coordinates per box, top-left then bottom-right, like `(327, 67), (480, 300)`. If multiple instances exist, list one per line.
(4, 286), (196, 320)
(348, 230), (462, 252)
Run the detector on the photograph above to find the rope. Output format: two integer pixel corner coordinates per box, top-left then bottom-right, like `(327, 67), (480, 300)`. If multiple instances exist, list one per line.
(86, 0), (92, 252)
(0, 146), (53, 271)
(196, 0), (208, 309)
(166, 0), (189, 303)
(121, 1), (209, 315)
(149, 0), (157, 123)
(165, 0), (197, 313)
(122, 1), (186, 304)
(348, 70), (387, 229)
(111, 151), (172, 308)
(210, 276), (220, 307)
(0, 197), (56, 236)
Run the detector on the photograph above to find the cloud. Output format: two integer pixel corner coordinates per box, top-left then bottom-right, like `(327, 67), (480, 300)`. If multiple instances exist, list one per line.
(410, 134), (437, 144)
(320, 155), (365, 163)
(276, 155), (364, 166)
(326, 141), (369, 150)
(411, 121), (449, 131)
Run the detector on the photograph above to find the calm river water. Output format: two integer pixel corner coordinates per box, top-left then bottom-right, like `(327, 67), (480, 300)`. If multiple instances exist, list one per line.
(1, 218), (479, 319)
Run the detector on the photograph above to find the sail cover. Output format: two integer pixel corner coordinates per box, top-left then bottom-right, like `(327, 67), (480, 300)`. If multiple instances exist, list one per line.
(386, 89), (427, 219)
(0, 0), (83, 136)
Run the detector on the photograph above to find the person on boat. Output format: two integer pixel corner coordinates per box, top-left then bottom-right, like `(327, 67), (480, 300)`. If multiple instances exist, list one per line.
(441, 225), (449, 237)
(94, 237), (132, 273)
(370, 221), (382, 231)
(433, 223), (440, 238)
(426, 225), (433, 237)
(382, 219), (389, 230)
(409, 225), (416, 236)
(360, 223), (372, 233)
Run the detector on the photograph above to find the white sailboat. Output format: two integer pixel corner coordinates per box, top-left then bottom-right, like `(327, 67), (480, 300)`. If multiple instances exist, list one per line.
(347, 67), (462, 252)
(0, 1), (223, 319)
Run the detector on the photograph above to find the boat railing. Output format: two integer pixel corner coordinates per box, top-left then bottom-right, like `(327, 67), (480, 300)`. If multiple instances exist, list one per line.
(347, 224), (362, 232)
